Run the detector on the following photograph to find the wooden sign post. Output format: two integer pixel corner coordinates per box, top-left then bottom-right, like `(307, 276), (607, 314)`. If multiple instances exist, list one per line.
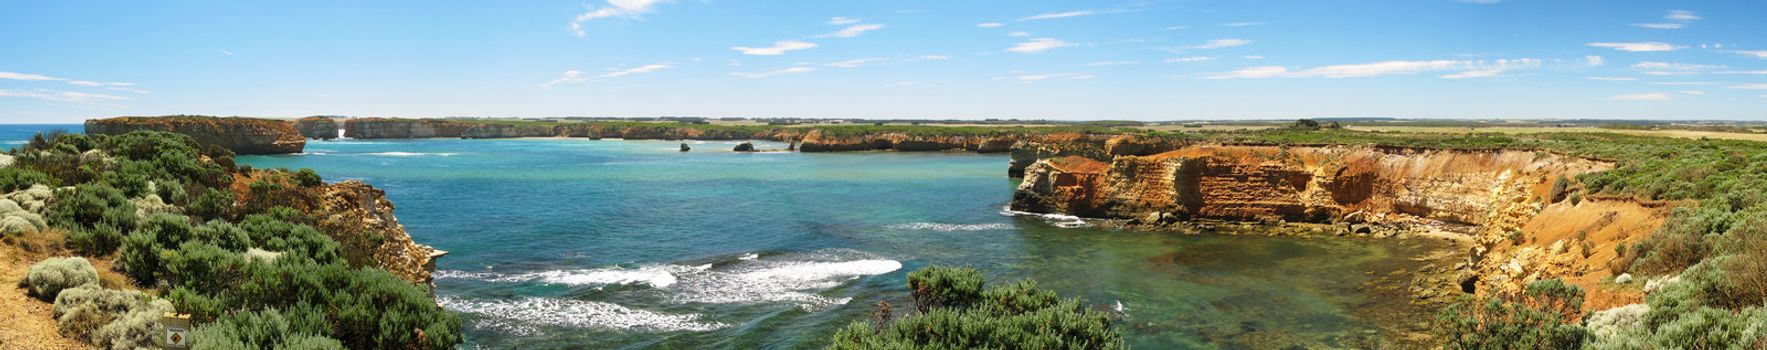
(161, 312), (191, 349)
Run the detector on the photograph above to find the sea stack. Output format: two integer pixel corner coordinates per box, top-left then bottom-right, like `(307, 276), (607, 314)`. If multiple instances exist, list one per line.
(733, 142), (755, 152)
(680, 143), (692, 152)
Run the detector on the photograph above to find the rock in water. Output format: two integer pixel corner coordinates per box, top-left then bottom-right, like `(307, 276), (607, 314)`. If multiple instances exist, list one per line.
(680, 143), (692, 152)
(733, 142), (755, 152)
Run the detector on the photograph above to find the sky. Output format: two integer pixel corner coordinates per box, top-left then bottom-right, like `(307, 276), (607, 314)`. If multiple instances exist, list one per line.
(2, 0), (1766, 123)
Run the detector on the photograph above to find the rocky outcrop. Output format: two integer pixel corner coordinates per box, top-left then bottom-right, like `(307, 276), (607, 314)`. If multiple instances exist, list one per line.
(1011, 144), (1610, 226)
(343, 118), (475, 139)
(309, 180), (441, 284)
(733, 142), (755, 152)
(85, 116), (305, 155)
(295, 117), (340, 140)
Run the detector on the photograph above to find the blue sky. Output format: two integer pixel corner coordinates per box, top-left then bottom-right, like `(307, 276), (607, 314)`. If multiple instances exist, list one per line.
(2, 0), (1766, 123)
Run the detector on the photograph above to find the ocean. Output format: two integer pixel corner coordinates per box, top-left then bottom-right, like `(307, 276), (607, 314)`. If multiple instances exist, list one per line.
(5, 124), (1440, 349)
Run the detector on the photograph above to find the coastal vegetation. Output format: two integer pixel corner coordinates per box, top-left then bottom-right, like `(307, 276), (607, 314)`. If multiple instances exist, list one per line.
(4, 130), (459, 349)
(829, 266), (1124, 349)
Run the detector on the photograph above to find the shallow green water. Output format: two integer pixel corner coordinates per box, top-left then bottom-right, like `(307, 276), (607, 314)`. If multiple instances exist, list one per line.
(228, 137), (1440, 349)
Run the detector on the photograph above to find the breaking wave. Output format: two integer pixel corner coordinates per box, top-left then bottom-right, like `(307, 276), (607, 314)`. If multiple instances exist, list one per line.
(440, 249), (902, 311)
(999, 205), (1090, 228)
(886, 222), (1014, 232)
(439, 296), (728, 335)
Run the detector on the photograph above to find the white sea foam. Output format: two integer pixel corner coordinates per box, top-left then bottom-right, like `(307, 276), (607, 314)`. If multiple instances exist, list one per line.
(443, 250), (902, 311)
(886, 222), (1014, 232)
(363, 151), (457, 157)
(998, 205), (1090, 228)
(439, 296), (728, 335)
(437, 265), (693, 288)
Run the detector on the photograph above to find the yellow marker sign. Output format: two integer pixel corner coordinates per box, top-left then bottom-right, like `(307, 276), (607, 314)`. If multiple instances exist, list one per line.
(162, 312), (191, 349)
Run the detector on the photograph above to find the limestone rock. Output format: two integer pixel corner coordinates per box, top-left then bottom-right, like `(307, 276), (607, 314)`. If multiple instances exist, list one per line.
(85, 116), (305, 154)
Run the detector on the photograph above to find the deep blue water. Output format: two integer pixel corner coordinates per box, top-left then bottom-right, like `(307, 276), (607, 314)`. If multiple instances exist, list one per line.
(2, 124), (1437, 349)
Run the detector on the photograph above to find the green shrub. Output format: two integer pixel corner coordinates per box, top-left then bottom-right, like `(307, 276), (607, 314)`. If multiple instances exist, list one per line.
(293, 168), (322, 187)
(0, 167), (54, 192)
(1650, 306), (1765, 349)
(52, 285), (174, 350)
(1434, 279), (1589, 350)
(906, 264), (983, 313)
(23, 257), (98, 301)
(188, 305), (343, 350)
(830, 266), (1123, 349)
(46, 184), (138, 236)
(67, 224), (124, 257)
(188, 188), (235, 221)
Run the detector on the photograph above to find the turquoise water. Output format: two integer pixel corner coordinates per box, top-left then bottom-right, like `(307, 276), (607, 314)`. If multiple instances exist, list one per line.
(1, 125), (1438, 349)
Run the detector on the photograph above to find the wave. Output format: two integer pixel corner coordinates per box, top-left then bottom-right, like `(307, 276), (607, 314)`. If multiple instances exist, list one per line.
(437, 265), (696, 288)
(439, 296), (728, 335)
(444, 249), (901, 311)
(999, 205), (1090, 228)
(886, 222), (1014, 232)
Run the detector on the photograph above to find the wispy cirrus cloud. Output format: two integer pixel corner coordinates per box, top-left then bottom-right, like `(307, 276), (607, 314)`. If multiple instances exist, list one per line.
(1588, 77), (1638, 81)
(818, 23), (885, 38)
(1164, 56), (1214, 63)
(0, 89), (130, 103)
(827, 17), (861, 25)
(1586, 55), (1605, 66)
(1727, 50), (1767, 59)
(1185, 39), (1250, 50)
(0, 70), (146, 94)
(1201, 59), (1540, 79)
(538, 63), (675, 89)
(1587, 42), (1681, 52)
(1632, 10), (1700, 30)
(1608, 92), (1676, 101)
(975, 22), (1003, 28)
(1728, 83), (1767, 90)
(731, 66), (816, 79)
(825, 58), (888, 68)
(1631, 61), (1724, 76)
(1005, 38), (1075, 54)
(569, 0), (667, 36)
(1087, 61), (1140, 66)
(1222, 22), (1266, 27)
(1009, 72), (1094, 83)
(732, 40), (818, 55)
(1019, 10), (1095, 21)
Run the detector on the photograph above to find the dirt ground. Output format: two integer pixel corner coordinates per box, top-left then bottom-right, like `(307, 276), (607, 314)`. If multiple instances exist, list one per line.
(0, 230), (96, 350)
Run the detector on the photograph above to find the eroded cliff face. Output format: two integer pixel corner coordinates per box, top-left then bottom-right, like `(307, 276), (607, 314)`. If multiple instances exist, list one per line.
(85, 116), (305, 154)
(344, 118), (476, 139)
(295, 117), (340, 140)
(310, 180), (441, 284)
(1009, 139), (1670, 309)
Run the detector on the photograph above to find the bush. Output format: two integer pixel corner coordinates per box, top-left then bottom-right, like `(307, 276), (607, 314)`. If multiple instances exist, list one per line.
(188, 305), (344, 350)
(293, 168), (323, 187)
(52, 285), (174, 350)
(1434, 279), (1589, 350)
(830, 266), (1123, 349)
(187, 188), (235, 221)
(23, 257), (98, 301)
(67, 224), (123, 257)
(906, 264), (983, 313)
(0, 198), (48, 236)
(47, 184), (138, 255)
(0, 167), (54, 193)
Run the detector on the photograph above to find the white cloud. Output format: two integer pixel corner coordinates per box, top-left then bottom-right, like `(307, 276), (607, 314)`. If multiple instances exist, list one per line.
(1632, 23), (1683, 29)
(1440, 69), (1506, 79)
(1586, 55), (1604, 66)
(1587, 77), (1638, 81)
(1643, 71), (1699, 76)
(1679, 90), (1707, 95)
(1202, 59), (1539, 79)
(916, 55), (951, 61)
(1728, 50), (1767, 59)
(1202, 66), (1291, 79)
(0, 89), (130, 103)
(976, 22), (1003, 28)
(1222, 22), (1266, 27)
(1164, 56), (1214, 63)
(732, 40), (818, 55)
(1587, 42), (1681, 52)
(1665, 10), (1701, 21)
(1648, 81), (1719, 86)
(1007, 31), (1031, 37)
(1179, 39), (1251, 50)
(220, 49), (235, 56)
(1165, 26), (1187, 31)
(1608, 92), (1675, 101)
(731, 66), (815, 78)
(818, 23), (885, 38)
(1087, 61), (1139, 66)
(1715, 69), (1767, 75)
(1005, 38), (1074, 54)
(827, 17), (861, 25)
(1012, 73), (1094, 83)
(538, 63), (674, 89)
(0, 71), (61, 81)
(825, 58), (888, 68)
(1020, 10), (1095, 21)
(1241, 55), (1265, 60)
(1631, 61), (1724, 71)
(570, 0), (666, 36)
(1728, 83), (1767, 90)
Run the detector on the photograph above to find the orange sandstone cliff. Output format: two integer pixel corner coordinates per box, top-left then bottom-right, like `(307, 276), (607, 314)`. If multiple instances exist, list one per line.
(85, 116), (305, 154)
(295, 116), (340, 139)
(1009, 138), (1668, 309)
